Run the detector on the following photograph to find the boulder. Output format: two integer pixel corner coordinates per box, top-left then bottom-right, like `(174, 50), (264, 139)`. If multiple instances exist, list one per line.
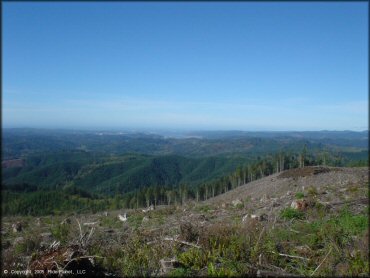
(118, 213), (127, 222)
(291, 200), (309, 211)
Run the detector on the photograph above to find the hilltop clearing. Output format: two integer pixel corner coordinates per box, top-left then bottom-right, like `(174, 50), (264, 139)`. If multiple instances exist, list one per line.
(207, 166), (368, 213)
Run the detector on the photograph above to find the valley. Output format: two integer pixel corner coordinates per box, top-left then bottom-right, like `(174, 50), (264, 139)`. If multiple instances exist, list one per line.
(1, 128), (368, 276)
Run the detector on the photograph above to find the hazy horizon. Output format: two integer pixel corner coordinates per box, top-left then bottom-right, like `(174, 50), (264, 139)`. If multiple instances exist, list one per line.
(2, 126), (368, 134)
(3, 2), (368, 131)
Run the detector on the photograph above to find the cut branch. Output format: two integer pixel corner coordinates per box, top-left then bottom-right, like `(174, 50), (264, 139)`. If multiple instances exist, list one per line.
(163, 236), (201, 249)
(271, 251), (309, 261)
(311, 247), (332, 276)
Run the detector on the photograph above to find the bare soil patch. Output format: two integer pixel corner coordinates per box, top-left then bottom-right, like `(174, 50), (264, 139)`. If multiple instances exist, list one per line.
(278, 166), (337, 179)
(2, 159), (25, 168)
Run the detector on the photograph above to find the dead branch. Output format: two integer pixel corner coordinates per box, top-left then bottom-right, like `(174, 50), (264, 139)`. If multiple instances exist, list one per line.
(75, 218), (83, 243)
(311, 247), (332, 276)
(85, 227), (95, 246)
(163, 236), (201, 249)
(83, 222), (98, 226)
(271, 251), (310, 261)
(255, 227), (266, 248)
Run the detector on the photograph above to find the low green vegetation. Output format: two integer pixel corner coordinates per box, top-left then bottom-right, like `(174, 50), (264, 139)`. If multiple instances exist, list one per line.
(2, 202), (368, 276)
(50, 223), (71, 244)
(295, 192), (305, 199)
(280, 207), (305, 220)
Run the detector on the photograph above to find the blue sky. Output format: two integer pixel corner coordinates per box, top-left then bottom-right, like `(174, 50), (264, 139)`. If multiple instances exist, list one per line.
(3, 2), (368, 131)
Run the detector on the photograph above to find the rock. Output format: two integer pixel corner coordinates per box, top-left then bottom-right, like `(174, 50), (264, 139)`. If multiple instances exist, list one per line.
(232, 199), (243, 207)
(12, 222), (22, 233)
(291, 200), (309, 211)
(291, 200), (299, 209)
(118, 213), (127, 222)
(242, 213), (268, 222)
(14, 237), (24, 245)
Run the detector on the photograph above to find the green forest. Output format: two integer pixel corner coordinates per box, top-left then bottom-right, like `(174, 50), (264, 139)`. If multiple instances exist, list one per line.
(2, 129), (368, 216)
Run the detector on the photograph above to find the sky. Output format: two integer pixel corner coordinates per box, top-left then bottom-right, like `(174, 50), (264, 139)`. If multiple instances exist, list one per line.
(3, 2), (368, 131)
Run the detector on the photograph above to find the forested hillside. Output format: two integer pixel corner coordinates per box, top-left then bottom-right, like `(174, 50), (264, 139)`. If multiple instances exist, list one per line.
(1, 128), (368, 216)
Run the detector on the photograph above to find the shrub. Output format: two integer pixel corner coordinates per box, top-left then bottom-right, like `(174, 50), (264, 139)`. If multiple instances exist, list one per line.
(331, 208), (368, 236)
(295, 192), (305, 199)
(50, 223), (70, 243)
(208, 262), (236, 276)
(14, 238), (38, 255)
(178, 248), (208, 270)
(280, 208), (305, 220)
(307, 186), (318, 196)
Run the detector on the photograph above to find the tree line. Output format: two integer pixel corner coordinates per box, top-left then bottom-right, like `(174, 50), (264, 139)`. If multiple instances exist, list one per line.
(2, 148), (364, 216)
(110, 148), (343, 209)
